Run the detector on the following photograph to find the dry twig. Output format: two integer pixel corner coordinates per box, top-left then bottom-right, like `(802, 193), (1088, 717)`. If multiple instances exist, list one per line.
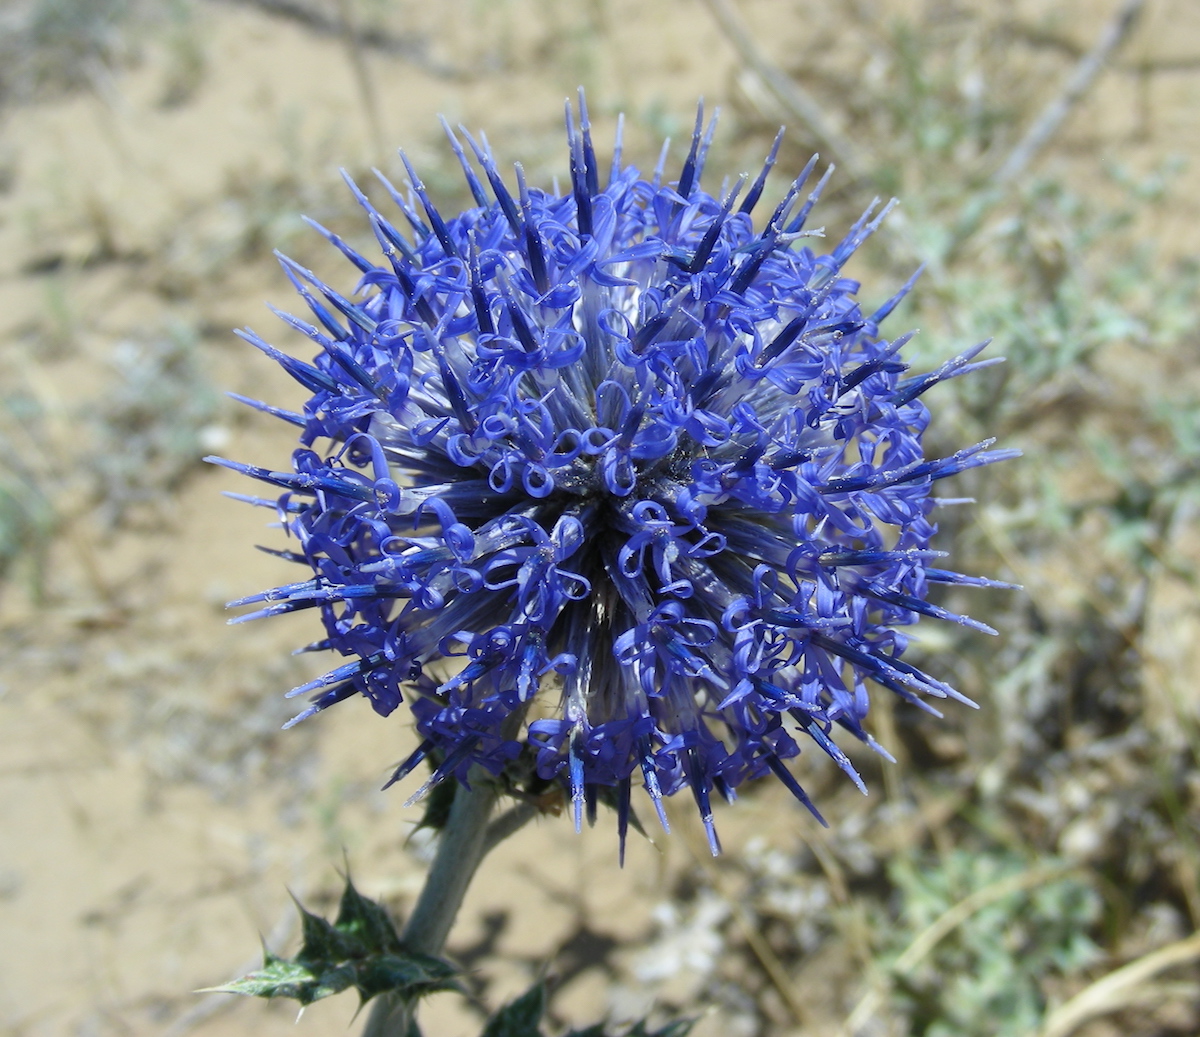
(164, 895), (302, 1036)
(669, 802), (811, 1028)
(840, 862), (1081, 1037)
(1037, 929), (1200, 1037)
(699, 0), (869, 182)
(991, 0), (1146, 187)
(331, 0), (386, 161)
(204, 0), (460, 77)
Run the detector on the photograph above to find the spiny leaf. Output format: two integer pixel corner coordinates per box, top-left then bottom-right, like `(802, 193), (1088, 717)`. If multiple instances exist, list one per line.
(208, 952), (334, 1003)
(563, 1018), (695, 1037)
(294, 896), (359, 963)
(483, 984), (695, 1037)
(212, 878), (461, 1008)
(481, 982), (547, 1037)
(335, 877), (404, 955)
(624, 1020), (696, 1037)
(353, 950), (462, 1003)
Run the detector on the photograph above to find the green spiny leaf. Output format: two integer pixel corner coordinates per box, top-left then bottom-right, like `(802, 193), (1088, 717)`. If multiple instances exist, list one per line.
(294, 895), (360, 963)
(626, 1020), (696, 1037)
(205, 951), (350, 1006)
(562, 1017), (695, 1037)
(214, 880), (461, 1009)
(355, 950), (462, 1003)
(336, 875), (404, 955)
(481, 982), (547, 1037)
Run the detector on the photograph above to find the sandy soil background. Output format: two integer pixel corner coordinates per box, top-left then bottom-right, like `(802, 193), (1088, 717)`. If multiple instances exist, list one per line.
(1, 1), (1199, 1035)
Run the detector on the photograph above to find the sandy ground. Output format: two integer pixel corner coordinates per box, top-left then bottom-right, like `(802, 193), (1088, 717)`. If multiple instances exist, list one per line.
(0, 1), (1198, 1035)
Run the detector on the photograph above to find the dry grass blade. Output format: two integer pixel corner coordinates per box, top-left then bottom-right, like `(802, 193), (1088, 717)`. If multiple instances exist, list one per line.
(841, 863), (1081, 1036)
(1036, 929), (1200, 1037)
(163, 896), (302, 1036)
(699, 0), (869, 181)
(332, 0), (385, 161)
(700, 0), (934, 276)
(205, 0), (457, 74)
(991, 0), (1146, 186)
(671, 805), (810, 1028)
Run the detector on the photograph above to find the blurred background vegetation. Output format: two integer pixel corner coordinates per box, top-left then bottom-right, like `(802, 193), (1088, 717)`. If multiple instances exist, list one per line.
(0, 1), (1198, 1035)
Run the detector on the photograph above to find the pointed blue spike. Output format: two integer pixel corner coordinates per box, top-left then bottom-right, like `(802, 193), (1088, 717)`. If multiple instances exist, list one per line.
(650, 136), (671, 190)
(751, 152), (817, 245)
(681, 173), (745, 274)
(404, 738), (480, 806)
(860, 584), (999, 635)
(226, 392), (305, 427)
(569, 726), (586, 833)
(467, 233), (495, 336)
(838, 331), (908, 394)
(828, 197), (898, 268)
(639, 738), (670, 833)
(266, 306), (380, 396)
(515, 163), (549, 294)
(505, 296), (540, 353)
(439, 116), (489, 208)
(753, 316), (805, 369)
(892, 339), (1003, 406)
(274, 254), (350, 340)
(609, 112), (625, 188)
(785, 160), (834, 235)
(566, 98), (593, 238)
(227, 577), (321, 608)
(373, 167), (430, 239)
(616, 777), (632, 866)
(286, 654), (383, 699)
(255, 544), (308, 564)
(399, 149), (459, 258)
(382, 739), (434, 790)
(461, 128), (522, 235)
(803, 718), (868, 794)
(278, 253), (378, 336)
(686, 748), (720, 854)
(762, 754), (828, 826)
(362, 213), (439, 327)
(692, 105), (720, 192)
(220, 490), (305, 513)
(426, 329), (477, 432)
(866, 734), (897, 764)
(924, 568), (1022, 591)
(868, 265), (923, 329)
(729, 227), (780, 295)
(301, 216), (374, 274)
(577, 88), (599, 197)
(341, 169), (420, 265)
(233, 328), (340, 394)
(677, 100), (705, 200)
(713, 773), (737, 806)
(740, 127), (785, 215)
(282, 680), (358, 729)
(204, 455), (375, 502)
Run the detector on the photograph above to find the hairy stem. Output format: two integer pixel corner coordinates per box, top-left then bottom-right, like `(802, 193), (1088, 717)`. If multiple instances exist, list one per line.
(361, 777), (503, 1037)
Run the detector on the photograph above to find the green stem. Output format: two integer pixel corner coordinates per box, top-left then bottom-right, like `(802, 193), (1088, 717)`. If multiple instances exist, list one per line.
(361, 777), (502, 1037)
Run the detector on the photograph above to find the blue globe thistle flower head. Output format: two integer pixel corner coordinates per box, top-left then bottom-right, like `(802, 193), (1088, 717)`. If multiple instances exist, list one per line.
(210, 95), (1016, 858)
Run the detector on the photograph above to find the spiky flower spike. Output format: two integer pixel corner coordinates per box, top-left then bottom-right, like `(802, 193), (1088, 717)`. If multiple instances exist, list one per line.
(211, 95), (1016, 857)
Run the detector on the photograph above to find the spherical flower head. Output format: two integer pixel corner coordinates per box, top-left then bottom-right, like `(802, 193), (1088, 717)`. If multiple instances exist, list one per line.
(211, 95), (1016, 857)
